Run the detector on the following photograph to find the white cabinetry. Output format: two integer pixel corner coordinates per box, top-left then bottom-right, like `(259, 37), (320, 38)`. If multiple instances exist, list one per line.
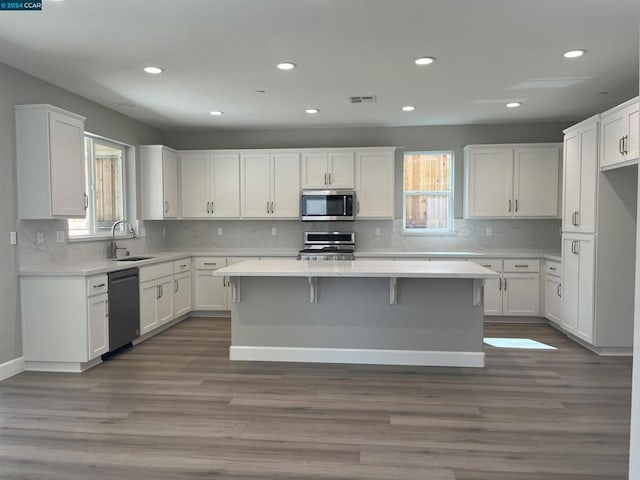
(15, 104), (87, 219)
(180, 152), (240, 218)
(562, 116), (599, 234)
(474, 259), (540, 316)
(464, 144), (561, 219)
(544, 261), (562, 326)
(140, 145), (179, 219)
(20, 274), (109, 372)
(301, 151), (354, 189)
(139, 262), (175, 335)
(241, 152), (300, 218)
(562, 235), (595, 342)
(354, 148), (395, 218)
(600, 97), (639, 169)
(173, 259), (192, 317)
(194, 257), (228, 310)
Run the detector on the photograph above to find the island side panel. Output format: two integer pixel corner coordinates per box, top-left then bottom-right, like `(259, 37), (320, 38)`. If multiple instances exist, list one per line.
(230, 276), (484, 362)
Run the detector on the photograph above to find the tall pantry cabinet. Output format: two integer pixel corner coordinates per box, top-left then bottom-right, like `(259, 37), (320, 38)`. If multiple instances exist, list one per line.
(561, 115), (637, 352)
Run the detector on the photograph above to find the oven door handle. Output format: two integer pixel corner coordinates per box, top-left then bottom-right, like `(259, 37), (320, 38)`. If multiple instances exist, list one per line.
(343, 196), (347, 216)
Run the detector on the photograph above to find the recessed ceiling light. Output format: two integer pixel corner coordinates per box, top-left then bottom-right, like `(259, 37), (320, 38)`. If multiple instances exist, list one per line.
(414, 57), (436, 66)
(277, 62), (296, 70)
(402, 106), (416, 111)
(143, 66), (164, 74)
(209, 110), (224, 116)
(506, 102), (522, 108)
(305, 108), (319, 114)
(563, 49), (586, 58)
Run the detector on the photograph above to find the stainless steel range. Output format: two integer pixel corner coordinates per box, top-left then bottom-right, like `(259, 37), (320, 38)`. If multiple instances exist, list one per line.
(297, 231), (355, 261)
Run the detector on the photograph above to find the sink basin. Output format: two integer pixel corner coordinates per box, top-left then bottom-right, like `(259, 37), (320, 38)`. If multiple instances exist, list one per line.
(116, 256), (154, 262)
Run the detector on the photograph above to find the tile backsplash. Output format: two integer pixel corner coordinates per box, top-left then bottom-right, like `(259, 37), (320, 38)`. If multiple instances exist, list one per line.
(18, 217), (561, 268)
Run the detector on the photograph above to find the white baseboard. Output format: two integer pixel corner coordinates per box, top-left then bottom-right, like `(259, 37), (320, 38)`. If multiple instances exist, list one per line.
(0, 356), (25, 381)
(24, 357), (102, 373)
(230, 346), (485, 368)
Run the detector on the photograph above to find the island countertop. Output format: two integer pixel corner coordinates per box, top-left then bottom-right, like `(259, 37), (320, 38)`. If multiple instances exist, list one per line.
(215, 259), (500, 279)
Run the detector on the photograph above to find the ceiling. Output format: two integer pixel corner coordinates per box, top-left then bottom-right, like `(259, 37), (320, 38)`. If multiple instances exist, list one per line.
(0, 0), (638, 131)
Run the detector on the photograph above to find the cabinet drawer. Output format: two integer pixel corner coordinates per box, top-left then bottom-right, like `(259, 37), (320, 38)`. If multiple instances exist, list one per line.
(503, 259), (540, 273)
(86, 274), (108, 296)
(139, 262), (174, 282)
(194, 257), (225, 270)
(472, 259), (503, 272)
(545, 261), (561, 277)
(173, 258), (192, 274)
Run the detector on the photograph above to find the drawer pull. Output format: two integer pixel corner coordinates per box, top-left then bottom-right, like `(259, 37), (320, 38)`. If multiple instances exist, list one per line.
(93, 283), (106, 288)
(180, 264), (188, 268)
(482, 264), (491, 268)
(514, 264), (529, 268)
(204, 262), (217, 266)
(549, 266), (557, 271)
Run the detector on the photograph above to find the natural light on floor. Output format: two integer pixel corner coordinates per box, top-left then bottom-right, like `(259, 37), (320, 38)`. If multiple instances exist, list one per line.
(483, 338), (557, 350)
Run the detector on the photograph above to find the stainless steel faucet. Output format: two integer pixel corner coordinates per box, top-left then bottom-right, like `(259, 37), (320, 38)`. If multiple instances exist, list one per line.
(108, 220), (136, 259)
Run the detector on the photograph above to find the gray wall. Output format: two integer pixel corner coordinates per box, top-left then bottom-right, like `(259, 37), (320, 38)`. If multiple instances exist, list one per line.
(164, 122), (573, 218)
(0, 62), (163, 365)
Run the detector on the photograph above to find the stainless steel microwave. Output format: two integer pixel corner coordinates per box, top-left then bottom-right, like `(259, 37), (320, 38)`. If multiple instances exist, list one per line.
(300, 190), (356, 221)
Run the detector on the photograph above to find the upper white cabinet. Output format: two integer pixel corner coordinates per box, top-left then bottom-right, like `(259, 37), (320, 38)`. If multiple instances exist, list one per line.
(140, 145), (179, 219)
(354, 148), (395, 219)
(600, 97), (639, 169)
(241, 152), (300, 218)
(180, 152), (240, 218)
(562, 116), (599, 233)
(301, 151), (354, 189)
(16, 104), (87, 219)
(463, 144), (561, 219)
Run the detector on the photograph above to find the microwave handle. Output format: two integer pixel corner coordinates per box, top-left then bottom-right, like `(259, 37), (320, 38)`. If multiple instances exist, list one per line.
(343, 196), (347, 215)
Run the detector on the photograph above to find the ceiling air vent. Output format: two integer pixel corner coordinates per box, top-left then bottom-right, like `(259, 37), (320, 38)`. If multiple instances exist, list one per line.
(349, 95), (377, 104)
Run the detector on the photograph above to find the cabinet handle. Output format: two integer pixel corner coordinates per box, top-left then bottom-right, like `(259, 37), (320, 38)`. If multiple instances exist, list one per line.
(180, 264), (187, 268)
(105, 299), (109, 317)
(270, 201), (274, 214)
(206, 202), (210, 214)
(160, 284), (163, 298)
(508, 199), (512, 213)
(571, 239), (579, 255)
(93, 283), (105, 288)
(267, 201), (270, 213)
(84, 193), (89, 210)
(549, 266), (557, 271)
(156, 285), (160, 299)
(175, 279), (178, 293)
(164, 201), (169, 214)
(572, 211), (576, 226)
(498, 277), (502, 291)
(514, 264), (529, 268)
(557, 283), (562, 298)
(624, 135), (629, 155)
(324, 173), (327, 186)
(204, 262), (217, 266)
(619, 137), (624, 155)
(328, 172), (332, 185)
(357, 200), (360, 214)
(503, 278), (507, 291)
(515, 199), (518, 213)
(212, 202), (215, 214)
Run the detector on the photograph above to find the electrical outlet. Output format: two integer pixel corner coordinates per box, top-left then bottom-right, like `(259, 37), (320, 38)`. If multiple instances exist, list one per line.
(162, 227), (166, 236)
(36, 231), (44, 245)
(217, 227), (223, 236)
(375, 227), (381, 236)
(271, 227), (277, 236)
(9, 231), (17, 246)
(56, 231), (65, 243)
(485, 227), (492, 236)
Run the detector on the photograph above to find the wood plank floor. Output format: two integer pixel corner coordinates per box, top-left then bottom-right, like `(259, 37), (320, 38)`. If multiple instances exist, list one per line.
(0, 318), (632, 479)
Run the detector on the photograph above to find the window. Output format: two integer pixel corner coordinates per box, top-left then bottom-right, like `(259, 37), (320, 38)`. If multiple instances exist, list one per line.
(403, 151), (454, 233)
(68, 135), (127, 238)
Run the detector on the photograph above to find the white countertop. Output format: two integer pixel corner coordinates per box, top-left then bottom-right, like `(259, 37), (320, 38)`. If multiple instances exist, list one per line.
(215, 259), (500, 279)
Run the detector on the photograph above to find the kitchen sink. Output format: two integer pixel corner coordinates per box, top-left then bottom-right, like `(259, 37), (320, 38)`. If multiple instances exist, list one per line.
(115, 256), (154, 262)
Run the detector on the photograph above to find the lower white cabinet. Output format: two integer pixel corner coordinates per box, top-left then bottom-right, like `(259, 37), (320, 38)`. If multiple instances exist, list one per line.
(562, 234), (595, 342)
(87, 290), (109, 359)
(194, 257), (228, 310)
(545, 273), (562, 326)
(174, 273), (192, 317)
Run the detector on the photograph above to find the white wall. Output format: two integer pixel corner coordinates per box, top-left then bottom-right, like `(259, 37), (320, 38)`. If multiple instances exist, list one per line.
(0, 62), (163, 366)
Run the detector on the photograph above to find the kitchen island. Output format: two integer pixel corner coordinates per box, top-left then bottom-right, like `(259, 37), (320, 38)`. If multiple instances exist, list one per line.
(215, 259), (499, 368)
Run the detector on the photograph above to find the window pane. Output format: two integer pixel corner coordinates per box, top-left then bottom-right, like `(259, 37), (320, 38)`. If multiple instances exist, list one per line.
(94, 141), (124, 234)
(404, 153), (451, 191)
(405, 194), (449, 229)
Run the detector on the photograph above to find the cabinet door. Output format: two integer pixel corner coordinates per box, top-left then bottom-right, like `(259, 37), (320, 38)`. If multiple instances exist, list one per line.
(562, 130), (581, 232)
(545, 276), (562, 325)
(173, 274), (192, 317)
(157, 277), (175, 325)
(211, 153), (240, 217)
(577, 122), (599, 234)
(328, 151), (355, 188)
(465, 148), (513, 217)
(355, 150), (394, 218)
(625, 103), (639, 160)
(513, 147), (559, 217)
(180, 152), (211, 218)
(483, 277), (503, 316)
(48, 111), (86, 217)
(140, 281), (159, 335)
(162, 149), (179, 218)
(271, 153), (301, 218)
(502, 273), (540, 316)
(241, 153), (271, 218)
(561, 236), (579, 333)
(600, 111), (626, 168)
(301, 152), (329, 188)
(194, 270), (228, 310)
(576, 236), (595, 343)
(87, 293), (109, 359)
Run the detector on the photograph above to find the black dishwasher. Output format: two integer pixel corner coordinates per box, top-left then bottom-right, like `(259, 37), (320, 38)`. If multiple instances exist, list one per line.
(107, 268), (140, 353)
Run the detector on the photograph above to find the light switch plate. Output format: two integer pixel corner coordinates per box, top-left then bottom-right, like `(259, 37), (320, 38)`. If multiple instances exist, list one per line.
(56, 231), (65, 243)
(375, 227), (381, 236)
(271, 227), (277, 236)
(9, 231), (17, 245)
(217, 227), (223, 236)
(36, 231), (44, 245)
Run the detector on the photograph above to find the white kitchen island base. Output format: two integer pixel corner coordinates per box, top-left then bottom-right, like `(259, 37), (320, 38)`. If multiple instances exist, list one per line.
(218, 261), (498, 368)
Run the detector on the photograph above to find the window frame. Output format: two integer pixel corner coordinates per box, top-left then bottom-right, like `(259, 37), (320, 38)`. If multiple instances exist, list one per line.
(67, 133), (131, 241)
(402, 150), (455, 235)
